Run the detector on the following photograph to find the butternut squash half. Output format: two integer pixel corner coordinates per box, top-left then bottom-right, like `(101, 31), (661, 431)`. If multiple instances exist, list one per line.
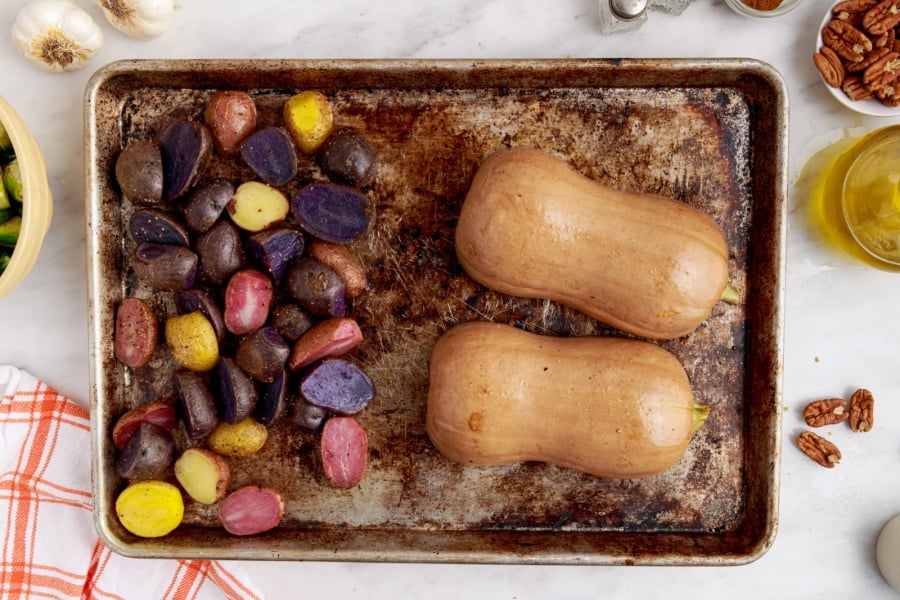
(455, 147), (730, 340)
(426, 321), (706, 479)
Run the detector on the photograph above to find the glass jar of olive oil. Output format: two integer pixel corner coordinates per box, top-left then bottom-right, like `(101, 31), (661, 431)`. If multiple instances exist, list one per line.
(808, 125), (900, 272)
(842, 127), (900, 268)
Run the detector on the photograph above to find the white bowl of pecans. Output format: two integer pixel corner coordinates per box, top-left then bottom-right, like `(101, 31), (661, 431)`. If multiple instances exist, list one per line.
(814, 0), (900, 116)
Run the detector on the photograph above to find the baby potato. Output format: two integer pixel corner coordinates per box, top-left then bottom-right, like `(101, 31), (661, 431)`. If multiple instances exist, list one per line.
(227, 181), (289, 233)
(205, 90), (257, 157)
(115, 480), (184, 538)
(207, 417), (269, 457)
(308, 240), (367, 297)
(316, 128), (378, 188)
(115, 141), (163, 204)
(283, 90), (333, 153)
(114, 297), (158, 369)
(165, 311), (219, 372)
(240, 127), (298, 186)
(174, 448), (231, 505)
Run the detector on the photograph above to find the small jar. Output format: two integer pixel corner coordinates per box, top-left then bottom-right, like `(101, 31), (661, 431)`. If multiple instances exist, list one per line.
(841, 126), (900, 269)
(724, 0), (804, 18)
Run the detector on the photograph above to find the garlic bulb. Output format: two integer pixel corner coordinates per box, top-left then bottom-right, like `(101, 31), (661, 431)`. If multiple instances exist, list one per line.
(12, 0), (104, 72)
(94, 0), (175, 40)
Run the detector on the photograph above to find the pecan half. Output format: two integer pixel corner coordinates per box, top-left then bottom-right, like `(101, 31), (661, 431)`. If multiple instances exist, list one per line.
(835, 0), (877, 25)
(843, 74), (877, 99)
(847, 45), (891, 71)
(877, 82), (900, 104)
(803, 398), (849, 427)
(815, 47), (847, 87)
(863, 0), (900, 35)
(843, 11), (867, 26)
(823, 19), (873, 62)
(797, 431), (842, 468)
(849, 388), (874, 432)
(863, 50), (900, 87)
(834, 0), (879, 14)
(875, 27), (896, 48)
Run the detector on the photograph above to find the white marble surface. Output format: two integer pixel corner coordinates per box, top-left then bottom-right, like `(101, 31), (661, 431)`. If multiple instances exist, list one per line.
(2, 0), (900, 597)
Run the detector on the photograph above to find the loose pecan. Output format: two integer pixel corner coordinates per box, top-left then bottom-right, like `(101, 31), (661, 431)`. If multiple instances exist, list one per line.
(797, 431), (842, 468)
(815, 47), (847, 87)
(823, 19), (874, 62)
(863, 0), (900, 35)
(803, 398), (849, 427)
(849, 388), (875, 432)
(843, 74), (877, 99)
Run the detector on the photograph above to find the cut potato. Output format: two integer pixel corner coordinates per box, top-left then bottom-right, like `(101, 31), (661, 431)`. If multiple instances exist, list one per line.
(115, 480), (184, 538)
(283, 90), (333, 153)
(227, 181), (289, 233)
(174, 448), (231, 504)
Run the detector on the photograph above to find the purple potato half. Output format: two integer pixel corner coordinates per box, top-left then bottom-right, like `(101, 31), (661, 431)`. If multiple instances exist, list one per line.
(235, 326), (290, 383)
(299, 358), (375, 415)
(245, 227), (305, 284)
(132, 242), (198, 292)
(160, 120), (213, 201)
(174, 369), (218, 440)
(129, 208), (190, 247)
(214, 357), (258, 424)
(291, 182), (371, 244)
(285, 258), (346, 317)
(240, 126), (298, 186)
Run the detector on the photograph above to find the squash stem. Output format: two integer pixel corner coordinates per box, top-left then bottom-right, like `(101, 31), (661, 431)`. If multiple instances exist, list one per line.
(693, 403), (711, 432)
(720, 283), (740, 305)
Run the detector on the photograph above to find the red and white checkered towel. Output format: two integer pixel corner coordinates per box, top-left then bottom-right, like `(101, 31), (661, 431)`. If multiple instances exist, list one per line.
(0, 365), (264, 600)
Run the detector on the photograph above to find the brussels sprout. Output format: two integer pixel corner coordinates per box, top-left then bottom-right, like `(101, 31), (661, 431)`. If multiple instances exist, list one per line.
(0, 216), (21, 247)
(0, 179), (9, 213)
(3, 160), (22, 204)
(0, 123), (12, 156)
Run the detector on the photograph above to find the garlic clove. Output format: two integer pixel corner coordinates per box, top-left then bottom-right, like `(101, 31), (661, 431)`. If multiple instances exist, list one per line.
(94, 0), (175, 40)
(12, 0), (104, 72)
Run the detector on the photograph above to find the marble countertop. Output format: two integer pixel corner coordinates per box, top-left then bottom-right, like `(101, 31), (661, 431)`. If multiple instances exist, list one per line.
(2, 0), (900, 597)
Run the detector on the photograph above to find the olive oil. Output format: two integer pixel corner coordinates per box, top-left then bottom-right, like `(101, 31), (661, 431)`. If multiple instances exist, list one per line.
(805, 126), (900, 272)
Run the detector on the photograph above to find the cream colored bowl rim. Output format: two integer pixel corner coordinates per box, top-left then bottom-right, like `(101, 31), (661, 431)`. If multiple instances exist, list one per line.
(0, 97), (53, 299)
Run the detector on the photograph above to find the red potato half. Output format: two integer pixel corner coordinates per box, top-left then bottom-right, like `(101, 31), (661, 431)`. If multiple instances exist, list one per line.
(114, 297), (158, 368)
(288, 317), (362, 371)
(321, 416), (367, 489)
(111, 399), (177, 450)
(224, 269), (273, 335)
(217, 485), (284, 535)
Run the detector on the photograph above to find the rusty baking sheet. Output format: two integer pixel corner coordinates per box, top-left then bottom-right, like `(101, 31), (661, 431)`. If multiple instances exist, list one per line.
(85, 58), (786, 565)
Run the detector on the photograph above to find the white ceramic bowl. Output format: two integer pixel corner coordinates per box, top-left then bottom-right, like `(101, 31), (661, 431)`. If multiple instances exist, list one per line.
(0, 98), (53, 300)
(816, 2), (900, 116)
